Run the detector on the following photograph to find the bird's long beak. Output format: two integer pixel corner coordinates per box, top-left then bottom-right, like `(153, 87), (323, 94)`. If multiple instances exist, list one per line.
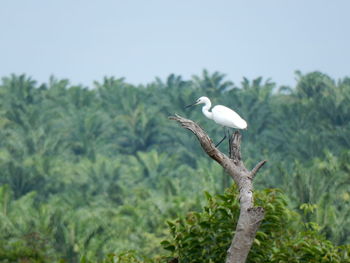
(185, 101), (198, 108)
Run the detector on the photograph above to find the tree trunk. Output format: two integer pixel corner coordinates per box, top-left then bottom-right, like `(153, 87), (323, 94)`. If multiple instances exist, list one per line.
(169, 114), (266, 263)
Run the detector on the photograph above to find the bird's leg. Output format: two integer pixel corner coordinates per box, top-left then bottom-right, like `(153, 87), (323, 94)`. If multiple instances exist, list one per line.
(227, 128), (231, 140)
(215, 127), (227, 148)
(228, 129), (233, 155)
(215, 135), (226, 147)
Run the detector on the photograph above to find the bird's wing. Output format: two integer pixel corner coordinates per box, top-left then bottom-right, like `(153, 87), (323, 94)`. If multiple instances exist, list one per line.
(212, 105), (243, 119)
(212, 105), (247, 129)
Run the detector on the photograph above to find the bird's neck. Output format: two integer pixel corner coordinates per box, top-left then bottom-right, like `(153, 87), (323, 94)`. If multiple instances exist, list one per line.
(202, 103), (213, 120)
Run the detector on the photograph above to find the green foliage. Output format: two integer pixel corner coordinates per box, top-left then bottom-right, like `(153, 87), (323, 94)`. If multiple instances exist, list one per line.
(0, 71), (349, 261)
(162, 186), (350, 263)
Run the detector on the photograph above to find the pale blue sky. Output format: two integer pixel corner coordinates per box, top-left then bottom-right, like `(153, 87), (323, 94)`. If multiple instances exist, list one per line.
(1, 0), (349, 87)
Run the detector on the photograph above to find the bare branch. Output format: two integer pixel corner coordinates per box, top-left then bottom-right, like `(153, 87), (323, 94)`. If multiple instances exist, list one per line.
(229, 131), (242, 161)
(169, 114), (228, 165)
(170, 114), (267, 263)
(251, 160), (267, 179)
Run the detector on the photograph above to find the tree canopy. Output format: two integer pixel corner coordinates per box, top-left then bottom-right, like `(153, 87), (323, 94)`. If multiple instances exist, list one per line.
(0, 71), (349, 262)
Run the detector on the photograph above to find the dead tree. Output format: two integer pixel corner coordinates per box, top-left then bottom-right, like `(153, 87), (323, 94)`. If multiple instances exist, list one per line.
(169, 114), (266, 263)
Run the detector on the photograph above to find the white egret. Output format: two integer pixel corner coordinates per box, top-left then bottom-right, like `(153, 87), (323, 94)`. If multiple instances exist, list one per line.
(186, 96), (247, 146)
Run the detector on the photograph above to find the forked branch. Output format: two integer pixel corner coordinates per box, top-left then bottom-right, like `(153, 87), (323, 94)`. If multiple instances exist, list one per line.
(169, 114), (266, 263)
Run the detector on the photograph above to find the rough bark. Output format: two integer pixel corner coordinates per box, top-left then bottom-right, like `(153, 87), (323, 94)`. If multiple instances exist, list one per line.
(169, 114), (266, 263)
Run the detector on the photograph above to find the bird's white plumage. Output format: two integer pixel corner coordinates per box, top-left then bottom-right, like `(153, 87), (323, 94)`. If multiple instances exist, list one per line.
(188, 96), (247, 129)
(211, 105), (247, 129)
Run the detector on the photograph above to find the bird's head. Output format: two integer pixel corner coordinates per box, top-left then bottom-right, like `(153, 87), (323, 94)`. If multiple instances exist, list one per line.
(196, 96), (210, 105)
(185, 96), (210, 108)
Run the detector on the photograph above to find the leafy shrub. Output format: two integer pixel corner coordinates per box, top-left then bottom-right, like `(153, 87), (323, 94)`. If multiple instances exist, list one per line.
(162, 185), (350, 263)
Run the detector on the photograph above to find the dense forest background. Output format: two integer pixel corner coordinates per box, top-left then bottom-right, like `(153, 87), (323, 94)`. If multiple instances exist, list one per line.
(0, 71), (349, 262)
